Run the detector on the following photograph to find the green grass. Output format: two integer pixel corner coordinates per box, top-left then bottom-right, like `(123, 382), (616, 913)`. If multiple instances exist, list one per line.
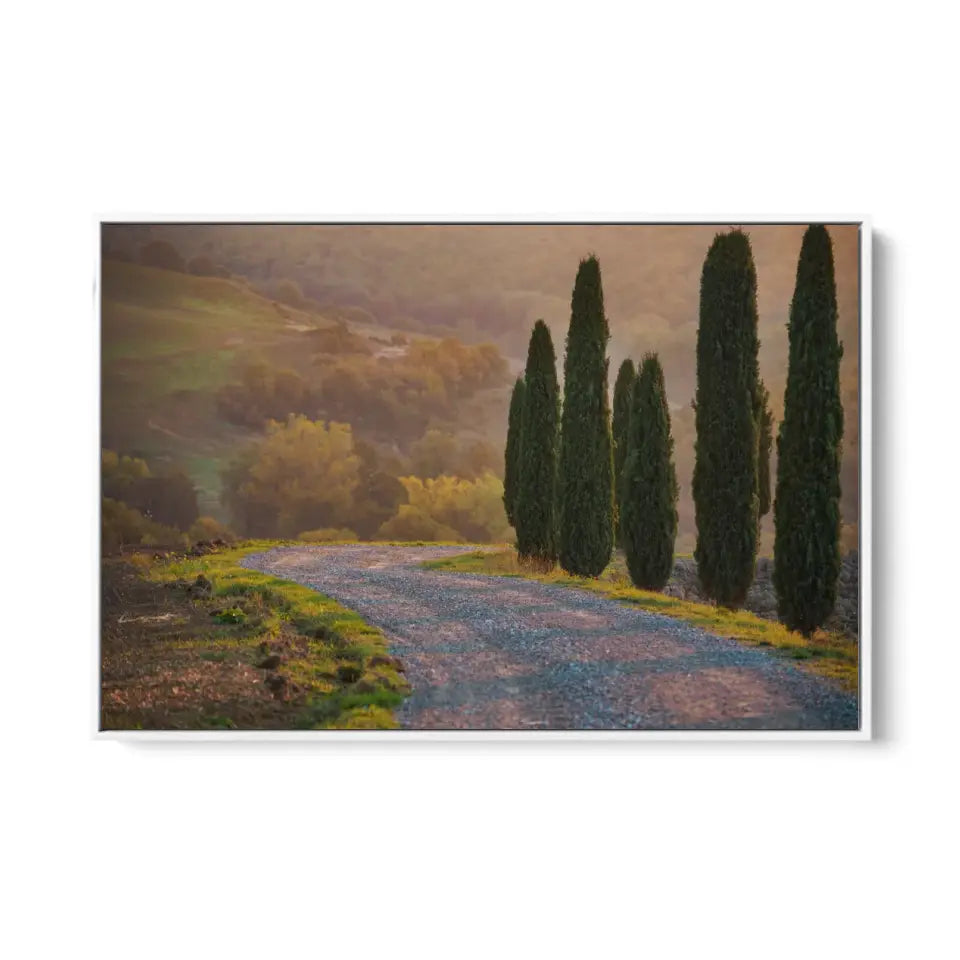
(424, 549), (858, 691)
(146, 541), (409, 728)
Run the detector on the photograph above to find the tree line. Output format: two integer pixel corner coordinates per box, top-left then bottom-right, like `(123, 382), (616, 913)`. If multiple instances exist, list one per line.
(503, 225), (844, 634)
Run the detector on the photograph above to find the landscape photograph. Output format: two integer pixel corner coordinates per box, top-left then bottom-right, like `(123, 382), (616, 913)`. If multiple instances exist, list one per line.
(99, 221), (862, 733)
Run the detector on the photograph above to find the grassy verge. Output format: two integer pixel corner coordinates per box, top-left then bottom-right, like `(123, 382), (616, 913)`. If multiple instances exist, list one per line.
(423, 549), (858, 691)
(102, 541), (408, 730)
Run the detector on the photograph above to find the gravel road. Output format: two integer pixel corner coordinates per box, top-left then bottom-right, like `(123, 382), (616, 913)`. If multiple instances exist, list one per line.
(242, 544), (859, 731)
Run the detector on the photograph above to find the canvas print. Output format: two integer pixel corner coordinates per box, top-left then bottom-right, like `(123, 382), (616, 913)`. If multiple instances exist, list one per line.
(100, 222), (863, 733)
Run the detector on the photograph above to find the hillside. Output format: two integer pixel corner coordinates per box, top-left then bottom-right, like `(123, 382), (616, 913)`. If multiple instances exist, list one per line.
(104, 224), (860, 547)
(101, 260), (513, 519)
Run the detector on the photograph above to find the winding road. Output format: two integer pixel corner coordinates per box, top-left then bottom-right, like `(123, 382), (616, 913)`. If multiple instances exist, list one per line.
(242, 544), (859, 731)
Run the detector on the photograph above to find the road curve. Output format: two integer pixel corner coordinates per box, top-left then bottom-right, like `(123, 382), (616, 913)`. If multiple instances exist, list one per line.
(242, 544), (859, 731)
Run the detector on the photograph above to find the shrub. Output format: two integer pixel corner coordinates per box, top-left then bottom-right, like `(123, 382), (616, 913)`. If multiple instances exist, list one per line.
(375, 506), (463, 543)
(377, 473), (511, 543)
(558, 256), (614, 576)
(102, 451), (199, 530)
(774, 225), (844, 633)
(101, 497), (187, 552)
(139, 239), (185, 272)
(693, 230), (761, 607)
(298, 527), (360, 543)
(188, 516), (236, 543)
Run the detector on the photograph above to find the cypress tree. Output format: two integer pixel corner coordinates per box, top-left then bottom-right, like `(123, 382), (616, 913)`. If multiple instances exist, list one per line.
(611, 358), (636, 547)
(773, 225), (844, 634)
(502, 376), (526, 528)
(515, 321), (560, 565)
(620, 353), (678, 590)
(756, 379), (773, 520)
(692, 230), (761, 607)
(558, 256), (614, 576)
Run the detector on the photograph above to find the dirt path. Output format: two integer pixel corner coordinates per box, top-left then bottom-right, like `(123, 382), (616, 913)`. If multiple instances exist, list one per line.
(242, 545), (859, 731)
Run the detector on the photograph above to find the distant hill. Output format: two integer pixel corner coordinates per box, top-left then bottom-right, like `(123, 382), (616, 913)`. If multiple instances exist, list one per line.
(102, 224), (860, 549)
(102, 261), (343, 515)
(101, 260), (512, 519)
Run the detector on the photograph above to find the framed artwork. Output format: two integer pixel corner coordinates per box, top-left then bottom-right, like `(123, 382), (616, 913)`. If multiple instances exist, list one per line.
(98, 219), (869, 739)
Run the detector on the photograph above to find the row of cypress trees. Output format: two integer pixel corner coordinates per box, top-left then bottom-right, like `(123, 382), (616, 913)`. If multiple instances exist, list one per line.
(503, 257), (678, 586)
(504, 226), (844, 634)
(502, 259), (609, 572)
(692, 225), (842, 633)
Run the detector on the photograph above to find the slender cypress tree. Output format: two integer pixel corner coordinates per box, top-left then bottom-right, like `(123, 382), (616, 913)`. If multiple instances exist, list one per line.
(756, 379), (773, 520)
(692, 230), (761, 607)
(612, 358), (636, 547)
(620, 353), (678, 590)
(515, 321), (559, 565)
(502, 376), (526, 528)
(773, 225), (844, 634)
(558, 256), (614, 576)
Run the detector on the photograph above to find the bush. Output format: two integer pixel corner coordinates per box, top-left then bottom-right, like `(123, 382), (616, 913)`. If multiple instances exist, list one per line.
(376, 473), (511, 543)
(139, 240), (185, 272)
(102, 450), (199, 530)
(375, 506), (463, 543)
(298, 527), (359, 543)
(188, 516), (236, 543)
(102, 498), (187, 552)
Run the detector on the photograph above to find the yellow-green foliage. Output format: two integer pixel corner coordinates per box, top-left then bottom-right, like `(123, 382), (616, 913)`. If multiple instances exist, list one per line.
(425, 549), (858, 690)
(313, 338), (509, 443)
(149, 542), (408, 729)
(188, 515), (236, 542)
(377, 473), (512, 544)
(232, 416), (361, 538)
(102, 449), (151, 483)
(298, 527), (359, 543)
(102, 497), (189, 551)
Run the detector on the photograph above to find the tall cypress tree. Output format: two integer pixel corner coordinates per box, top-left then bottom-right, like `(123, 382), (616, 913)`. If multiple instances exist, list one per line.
(756, 379), (773, 520)
(502, 376), (526, 528)
(558, 256), (614, 576)
(693, 230), (761, 607)
(515, 321), (559, 565)
(620, 353), (678, 590)
(773, 225), (844, 634)
(612, 358), (636, 547)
